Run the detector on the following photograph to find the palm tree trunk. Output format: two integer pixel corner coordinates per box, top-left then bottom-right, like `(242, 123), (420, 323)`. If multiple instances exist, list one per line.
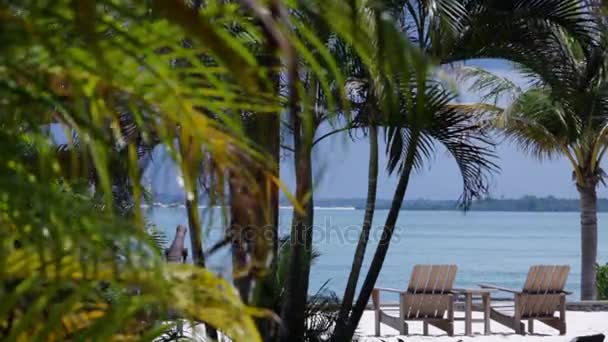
(185, 0), (206, 269)
(178, 136), (206, 267)
(250, 46), (281, 342)
(579, 178), (598, 300)
(179, 136), (218, 339)
(246, 0), (282, 314)
(185, 186), (205, 267)
(231, 4), (282, 339)
(228, 174), (253, 301)
(335, 125), (378, 333)
(334, 137), (418, 342)
(279, 114), (314, 342)
(249, 112), (280, 341)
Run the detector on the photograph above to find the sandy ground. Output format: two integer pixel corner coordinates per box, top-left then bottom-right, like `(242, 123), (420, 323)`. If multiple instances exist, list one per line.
(356, 309), (608, 341)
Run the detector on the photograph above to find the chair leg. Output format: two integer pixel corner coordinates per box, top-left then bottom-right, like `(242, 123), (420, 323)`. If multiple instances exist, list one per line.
(374, 311), (380, 336)
(447, 321), (454, 337)
(513, 319), (520, 335)
(513, 295), (525, 335)
(399, 321), (408, 335)
(423, 321), (429, 336)
(540, 318), (567, 335)
(528, 319), (534, 334)
(398, 293), (408, 335)
(559, 294), (567, 335)
(373, 289), (380, 336)
(513, 317), (525, 335)
(448, 293), (454, 337)
(559, 320), (566, 335)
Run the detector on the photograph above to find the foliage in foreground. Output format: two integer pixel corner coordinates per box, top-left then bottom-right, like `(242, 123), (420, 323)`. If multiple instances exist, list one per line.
(270, 238), (339, 341)
(0, 150), (264, 340)
(2, 0), (601, 340)
(598, 263), (608, 300)
(0, 0), (280, 340)
(0, 0), (427, 339)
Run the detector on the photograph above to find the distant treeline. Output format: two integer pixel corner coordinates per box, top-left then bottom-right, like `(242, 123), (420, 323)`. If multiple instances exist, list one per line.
(155, 194), (608, 212)
(309, 196), (608, 212)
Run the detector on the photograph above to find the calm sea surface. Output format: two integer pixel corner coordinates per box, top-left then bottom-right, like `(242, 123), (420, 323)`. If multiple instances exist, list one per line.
(148, 208), (608, 299)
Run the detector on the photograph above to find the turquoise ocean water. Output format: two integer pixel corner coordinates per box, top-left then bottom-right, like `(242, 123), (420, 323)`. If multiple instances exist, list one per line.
(148, 207), (608, 299)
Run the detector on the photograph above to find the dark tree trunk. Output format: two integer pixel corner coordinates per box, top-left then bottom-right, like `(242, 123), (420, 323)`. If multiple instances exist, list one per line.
(250, 114), (280, 341)
(579, 177), (599, 300)
(247, 99), (280, 340)
(249, 12), (281, 341)
(228, 174), (253, 302)
(178, 136), (206, 268)
(178, 136), (217, 339)
(279, 108), (313, 342)
(186, 190), (205, 267)
(229, 2), (281, 339)
(334, 125), (378, 334)
(250, 111), (280, 279)
(334, 138), (417, 342)
(228, 88), (280, 306)
(228, 51), (280, 307)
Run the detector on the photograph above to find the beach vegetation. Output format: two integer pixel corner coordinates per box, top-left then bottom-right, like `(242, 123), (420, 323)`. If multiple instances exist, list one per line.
(597, 263), (608, 300)
(0, 0), (604, 341)
(459, 6), (606, 299)
(333, 1), (597, 339)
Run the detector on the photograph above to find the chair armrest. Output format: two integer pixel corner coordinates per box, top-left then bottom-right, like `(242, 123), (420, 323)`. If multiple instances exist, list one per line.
(478, 283), (520, 294)
(373, 287), (406, 294)
(371, 287), (406, 311)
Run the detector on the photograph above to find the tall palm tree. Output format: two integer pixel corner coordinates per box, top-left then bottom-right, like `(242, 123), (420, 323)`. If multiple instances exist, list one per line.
(458, 24), (606, 299)
(333, 81), (498, 342)
(332, 1), (597, 340)
(275, 2), (431, 340)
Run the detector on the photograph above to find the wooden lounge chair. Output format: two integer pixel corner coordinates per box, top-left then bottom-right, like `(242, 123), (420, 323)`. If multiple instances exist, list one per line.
(372, 264), (457, 336)
(479, 265), (570, 335)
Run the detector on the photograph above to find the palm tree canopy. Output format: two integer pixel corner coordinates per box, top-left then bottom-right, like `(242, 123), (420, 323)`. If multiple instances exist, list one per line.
(458, 22), (608, 185)
(373, 0), (596, 207)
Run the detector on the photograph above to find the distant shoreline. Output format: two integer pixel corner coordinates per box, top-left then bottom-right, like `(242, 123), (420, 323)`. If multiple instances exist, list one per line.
(301, 196), (608, 212)
(147, 195), (608, 212)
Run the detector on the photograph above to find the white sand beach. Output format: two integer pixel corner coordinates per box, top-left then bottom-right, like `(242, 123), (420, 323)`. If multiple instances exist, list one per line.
(356, 309), (608, 341)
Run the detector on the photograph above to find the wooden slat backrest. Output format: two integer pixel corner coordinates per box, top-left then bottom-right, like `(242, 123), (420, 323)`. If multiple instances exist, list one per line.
(407, 265), (431, 293)
(404, 265), (457, 319)
(418, 266), (442, 317)
(520, 265), (570, 318)
(523, 265), (543, 293)
(407, 265), (457, 293)
(429, 266), (451, 317)
(522, 265), (570, 294)
(550, 266), (570, 292)
(406, 265), (430, 318)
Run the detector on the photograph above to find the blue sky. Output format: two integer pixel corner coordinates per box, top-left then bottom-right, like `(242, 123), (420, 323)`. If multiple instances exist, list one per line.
(139, 59), (606, 200)
(49, 59), (596, 200)
(291, 125), (579, 200)
(278, 59), (595, 200)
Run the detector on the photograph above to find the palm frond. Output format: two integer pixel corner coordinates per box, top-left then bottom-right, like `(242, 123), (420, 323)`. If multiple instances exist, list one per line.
(383, 78), (498, 208)
(445, 0), (597, 65)
(423, 95), (498, 207)
(453, 65), (523, 104)
(494, 88), (575, 160)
